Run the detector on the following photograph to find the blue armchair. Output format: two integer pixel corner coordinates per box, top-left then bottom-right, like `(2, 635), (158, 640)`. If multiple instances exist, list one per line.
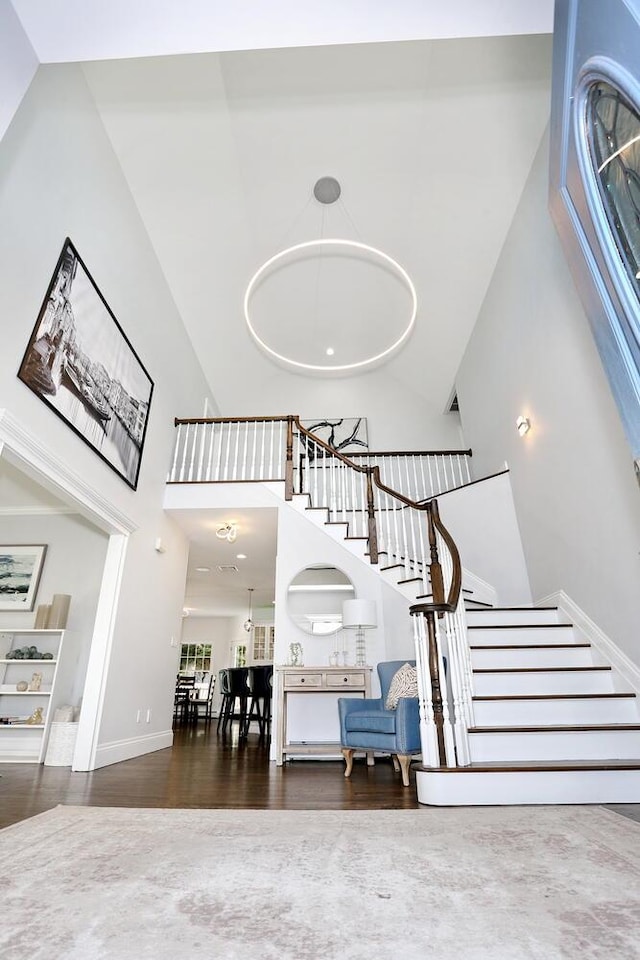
(338, 660), (421, 787)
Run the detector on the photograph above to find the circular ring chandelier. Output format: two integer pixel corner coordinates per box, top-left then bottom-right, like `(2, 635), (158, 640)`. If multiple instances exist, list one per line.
(243, 238), (417, 373)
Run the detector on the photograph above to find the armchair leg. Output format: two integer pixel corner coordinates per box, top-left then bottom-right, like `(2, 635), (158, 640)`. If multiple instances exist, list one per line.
(397, 754), (412, 787)
(391, 755), (400, 773)
(341, 748), (354, 779)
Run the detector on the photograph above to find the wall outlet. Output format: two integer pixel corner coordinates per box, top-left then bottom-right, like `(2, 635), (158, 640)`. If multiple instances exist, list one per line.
(136, 709), (141, 723)
(170, 636), (178, 648)
(146, 709), (151, 723)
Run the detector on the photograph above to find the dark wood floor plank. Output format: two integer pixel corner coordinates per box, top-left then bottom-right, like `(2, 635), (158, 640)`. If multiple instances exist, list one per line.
(0, 722), (417, 829)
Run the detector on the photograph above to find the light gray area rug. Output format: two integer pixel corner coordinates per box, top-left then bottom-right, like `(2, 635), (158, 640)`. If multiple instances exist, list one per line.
(1, 805), (640, 959)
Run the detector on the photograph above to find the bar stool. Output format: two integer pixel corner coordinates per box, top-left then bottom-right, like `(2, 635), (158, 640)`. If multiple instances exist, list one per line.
(244, 665), (273, 741)
(218, 667), (250, 737)
(216, 669), (231, 733)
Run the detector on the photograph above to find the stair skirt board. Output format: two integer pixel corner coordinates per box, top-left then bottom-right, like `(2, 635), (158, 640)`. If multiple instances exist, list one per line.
(415, 766), (640, 805)
(468, 727), (640, 762)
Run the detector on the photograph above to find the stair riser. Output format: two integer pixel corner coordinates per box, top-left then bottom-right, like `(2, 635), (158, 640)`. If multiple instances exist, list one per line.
(473, 699), (639, 726)
(416, 769), (640, 805)
(466, 609), (560, 627)
(472, 671), (615, 695)
(467, 626), (576, 646)
(470, 647), (594, 669)
(469, 730), (640, 762)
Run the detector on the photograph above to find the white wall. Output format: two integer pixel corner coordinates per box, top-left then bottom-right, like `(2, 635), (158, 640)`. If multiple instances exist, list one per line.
(456, 128), (640, 662)
(0, 64), (214, 765)
(0, 0), (37, 143)
(437, 471), (531, 605)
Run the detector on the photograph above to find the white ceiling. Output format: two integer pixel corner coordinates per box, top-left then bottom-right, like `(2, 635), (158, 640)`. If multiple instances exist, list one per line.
(2, 2), (555, 618)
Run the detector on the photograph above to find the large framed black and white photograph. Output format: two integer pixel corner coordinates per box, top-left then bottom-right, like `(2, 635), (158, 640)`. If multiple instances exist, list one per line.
(0, 545), (47, 613)
(18, 238), (154, 490)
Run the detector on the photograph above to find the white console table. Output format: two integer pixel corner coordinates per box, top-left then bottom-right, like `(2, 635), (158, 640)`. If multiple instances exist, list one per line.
(274, 664), (372, 765)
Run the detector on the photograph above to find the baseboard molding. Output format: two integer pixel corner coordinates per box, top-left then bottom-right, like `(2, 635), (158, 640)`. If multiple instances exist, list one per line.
(87, 729), (173, 770)
(537, 590), (640, 697)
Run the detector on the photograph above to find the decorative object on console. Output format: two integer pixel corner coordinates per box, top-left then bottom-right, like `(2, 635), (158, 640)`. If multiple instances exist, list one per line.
(28, 672), (43, 692)
(0, 545), (47, 612)
(385, 662), (418, 710)
(16, 681), (28, 692)
(342, 599), (377, 667)
(288, 642), (304, 666)
(17, 237), (154, 491)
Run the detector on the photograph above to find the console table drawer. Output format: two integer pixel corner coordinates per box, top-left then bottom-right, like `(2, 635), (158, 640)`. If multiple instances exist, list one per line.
(327, 672), (366, 689)
(284, 672), (323, 689)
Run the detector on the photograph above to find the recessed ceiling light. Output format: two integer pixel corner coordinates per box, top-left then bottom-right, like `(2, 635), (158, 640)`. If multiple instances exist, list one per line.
(236, 553), (247, 559)
(326, 347), (335, 356)
(195, 566), (210, 573)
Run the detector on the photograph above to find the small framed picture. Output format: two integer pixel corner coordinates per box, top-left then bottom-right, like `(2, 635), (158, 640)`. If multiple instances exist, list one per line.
(0, 545), (47, 612)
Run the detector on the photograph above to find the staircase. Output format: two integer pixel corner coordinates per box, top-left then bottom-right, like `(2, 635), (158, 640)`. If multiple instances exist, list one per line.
(288, 489), (640, 804)
(168, 415), (640, 804)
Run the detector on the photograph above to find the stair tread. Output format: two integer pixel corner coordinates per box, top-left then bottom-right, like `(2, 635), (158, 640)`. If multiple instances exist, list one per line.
(473, 693), (636, 701)
(468, 623), (572, 630)
(380, 564), (404, 572)
(470, 643), (590, 650)
(344, 536), (368, 541)
(466, 606), (559, 613)
(473, 666), (612, 673)
(416, 759), (640, 772)
(469, 723), (640, 733)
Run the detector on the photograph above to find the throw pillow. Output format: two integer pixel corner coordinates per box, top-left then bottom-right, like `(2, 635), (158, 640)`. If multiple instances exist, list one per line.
(385, 662), (418, 710)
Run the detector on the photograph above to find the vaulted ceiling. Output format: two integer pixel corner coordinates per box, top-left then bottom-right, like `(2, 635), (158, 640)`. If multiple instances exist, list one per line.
(2, 2), (555, 614)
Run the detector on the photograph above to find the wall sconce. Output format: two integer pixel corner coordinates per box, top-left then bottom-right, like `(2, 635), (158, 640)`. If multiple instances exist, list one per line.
(216, 522), (237, 543)
(516, 416), (531, 437)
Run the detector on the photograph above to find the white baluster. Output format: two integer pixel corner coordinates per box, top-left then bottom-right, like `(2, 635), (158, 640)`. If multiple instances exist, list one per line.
(417, 511), (428, 596)
(464, 453), (471, 484)
(196, 422), (206, 482)
(222, 421), (231, 481)
(418, 455), (427, 502)
(188, 424), (197, 481)
(205, 422), (215, 482)
(248, 420), (256, 480)
(434, 613), (457, 767)
(170, 423), (183, 481)
(413, 613), (439, 768)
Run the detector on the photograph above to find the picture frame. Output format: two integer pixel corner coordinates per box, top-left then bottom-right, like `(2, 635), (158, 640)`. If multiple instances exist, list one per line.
(0, 545), (47, 612)
(300, 417), (369, 460)
(17, 238), (154, 490)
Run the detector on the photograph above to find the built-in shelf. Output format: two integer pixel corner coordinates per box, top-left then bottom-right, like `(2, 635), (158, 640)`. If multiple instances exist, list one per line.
(0, 629), (66, 764)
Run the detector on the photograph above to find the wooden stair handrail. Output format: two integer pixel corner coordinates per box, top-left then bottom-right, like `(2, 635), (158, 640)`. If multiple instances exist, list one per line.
(173, 414), (462, 611)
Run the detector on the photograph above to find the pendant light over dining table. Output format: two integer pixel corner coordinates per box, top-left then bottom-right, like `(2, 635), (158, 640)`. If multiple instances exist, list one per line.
(244, 587), (254, 633)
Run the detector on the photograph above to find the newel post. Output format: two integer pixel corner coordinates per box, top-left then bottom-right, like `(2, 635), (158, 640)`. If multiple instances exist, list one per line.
(424, 610), (447, 765)
(426, 501), (444, 605)
(285, 416), (294, 500)
(365, 469), (378, 564)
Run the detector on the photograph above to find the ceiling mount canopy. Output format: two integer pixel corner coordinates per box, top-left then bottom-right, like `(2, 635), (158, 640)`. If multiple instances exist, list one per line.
(313, 176), (341, 204)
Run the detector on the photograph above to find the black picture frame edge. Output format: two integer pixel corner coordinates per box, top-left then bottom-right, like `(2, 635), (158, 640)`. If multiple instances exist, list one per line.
(16, 237), (155, 492)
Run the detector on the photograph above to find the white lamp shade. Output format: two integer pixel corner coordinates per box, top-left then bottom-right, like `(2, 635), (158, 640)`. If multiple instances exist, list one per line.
(342, 599), (377, 630)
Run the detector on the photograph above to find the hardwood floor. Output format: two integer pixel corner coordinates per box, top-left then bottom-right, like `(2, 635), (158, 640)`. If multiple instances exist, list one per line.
(1, 719), (638, 830)
(0, 721), (418, 830)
